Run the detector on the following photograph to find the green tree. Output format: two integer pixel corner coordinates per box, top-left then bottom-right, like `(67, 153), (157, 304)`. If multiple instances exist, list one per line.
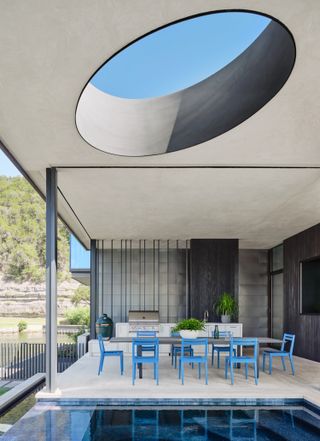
(0, 176), (70, 282)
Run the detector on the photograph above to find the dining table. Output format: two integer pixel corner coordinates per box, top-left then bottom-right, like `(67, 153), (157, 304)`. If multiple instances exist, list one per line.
(110, 336), (283, 379)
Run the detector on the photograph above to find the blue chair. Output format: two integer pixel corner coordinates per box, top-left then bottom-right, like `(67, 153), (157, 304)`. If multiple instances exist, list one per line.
(262, 333), (295, 375)
(132, 337), (159, 385)
(171, 332), (194, 369)
(211, 330), (236, 368)
(179, 338), (208, 385)
(225, 338), (258, 385)
(97, 334), (124, 375)
(137, 330), (157, 353)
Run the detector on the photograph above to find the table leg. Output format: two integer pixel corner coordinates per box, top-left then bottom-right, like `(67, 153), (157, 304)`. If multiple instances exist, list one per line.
(138, 345), (142, 379)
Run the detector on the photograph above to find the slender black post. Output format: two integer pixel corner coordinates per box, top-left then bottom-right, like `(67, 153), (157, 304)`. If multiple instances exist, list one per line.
(90, 239), (97, 339)
(46, 168), (57, 392)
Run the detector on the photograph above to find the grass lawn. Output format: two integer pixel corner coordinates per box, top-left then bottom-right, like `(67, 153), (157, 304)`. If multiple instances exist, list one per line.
(0, 387), (9, 396)
(0, 317), (64, 329)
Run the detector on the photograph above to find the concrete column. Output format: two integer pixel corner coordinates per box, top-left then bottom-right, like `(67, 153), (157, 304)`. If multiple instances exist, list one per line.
(90, 239), (97, 339)
(45, 167), (57, 392)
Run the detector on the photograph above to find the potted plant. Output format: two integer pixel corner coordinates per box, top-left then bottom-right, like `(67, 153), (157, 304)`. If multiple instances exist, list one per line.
(173, 318), (205, 339)
(214, 292), (238, 323)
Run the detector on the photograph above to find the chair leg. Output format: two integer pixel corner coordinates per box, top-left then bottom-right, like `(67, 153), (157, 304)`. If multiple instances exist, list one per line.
(230, 362), (234, 385)
(156, 362), (159, 385)
(98, 355), (104, 375)
(154, 362), (156, 379)
(281, 356), (286, 371)
(181, 361), (184, 385)
(269, 354), (272, 375)
(262, 353), (265, 372)
(245, 363), (248, 380)
(178, 359), (181, 379)
(225, 359), (228, 379)
(254, 362), (258, 385)
(198, 363), (201, 379)
(217, 351), (220, 369)
(132, 362), (135, 385)
(212, 347), (214, 367)
(289, 355), (295, 375)
(120, 353), (124, 375)
(205, 361), (208, 385)
(171, 346), (174, 366)
(174, 352), (177, 369)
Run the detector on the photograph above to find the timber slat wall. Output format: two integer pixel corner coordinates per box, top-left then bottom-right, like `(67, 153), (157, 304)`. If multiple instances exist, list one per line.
(284, 223), (320, 362)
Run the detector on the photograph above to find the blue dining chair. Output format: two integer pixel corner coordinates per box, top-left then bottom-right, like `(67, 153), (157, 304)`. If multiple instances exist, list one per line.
(137, 330), (157, 353)
(225, 338), (258, 385)
(171, 332), (194, 369)
(211, 330), (236, 368)
(97, 334), (124, 375)
(179, 338), (208, 385)
(262, 333), (295, 375)
(132, 337), (159, 385)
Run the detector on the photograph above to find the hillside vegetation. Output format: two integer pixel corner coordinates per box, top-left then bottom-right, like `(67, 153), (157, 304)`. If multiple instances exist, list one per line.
(0, 176), (70, 283)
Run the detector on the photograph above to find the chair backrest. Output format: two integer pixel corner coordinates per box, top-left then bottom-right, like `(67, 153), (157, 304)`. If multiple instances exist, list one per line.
(281, 333), (295, 354)
(211, 330), (232, 338)
(230, 337), (258, 358)
(181, 338), (208, 357)
(136, 330), (157, 337)
(132, 338), (159, 358)
(97, 334), (105, 354)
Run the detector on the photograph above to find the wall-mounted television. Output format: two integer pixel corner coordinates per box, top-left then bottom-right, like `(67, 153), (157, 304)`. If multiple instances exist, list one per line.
(300, 257), (320, 314)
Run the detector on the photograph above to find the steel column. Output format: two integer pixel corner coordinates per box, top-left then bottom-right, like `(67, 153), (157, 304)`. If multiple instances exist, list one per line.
(45, 167), (57, 393)
(90, 239), (97, 339)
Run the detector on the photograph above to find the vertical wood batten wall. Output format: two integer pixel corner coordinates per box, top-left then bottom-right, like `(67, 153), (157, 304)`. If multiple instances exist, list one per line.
(189, 239), (239, 322)
(96, 240), (189, 323)
(284, 223), (320, 362)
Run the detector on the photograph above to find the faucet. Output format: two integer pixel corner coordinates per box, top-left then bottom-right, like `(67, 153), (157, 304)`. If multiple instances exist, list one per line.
(203, 310), (209, 322)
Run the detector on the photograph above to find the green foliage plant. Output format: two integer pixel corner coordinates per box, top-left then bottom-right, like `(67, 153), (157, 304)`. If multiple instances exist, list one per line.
(214, 292), (238, 317)
(65, 306), (90, 327)
(173, 318), (205, 332)
(18, 320), (27, 332)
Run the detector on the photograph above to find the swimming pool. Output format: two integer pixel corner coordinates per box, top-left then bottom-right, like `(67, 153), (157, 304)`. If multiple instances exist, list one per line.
(2, 403), (320, 440)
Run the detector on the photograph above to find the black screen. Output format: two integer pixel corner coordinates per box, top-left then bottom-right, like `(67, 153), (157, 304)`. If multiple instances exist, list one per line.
(300, 258), (320, 314)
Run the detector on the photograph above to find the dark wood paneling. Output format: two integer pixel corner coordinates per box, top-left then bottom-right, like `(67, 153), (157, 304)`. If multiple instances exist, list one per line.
(189, 239), (239, 322)
(284, 223), (320, 362)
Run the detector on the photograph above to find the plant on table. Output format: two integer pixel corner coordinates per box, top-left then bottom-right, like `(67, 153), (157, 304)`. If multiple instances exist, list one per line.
(173, 318), (205, 338)
(214, 292), (238, 323)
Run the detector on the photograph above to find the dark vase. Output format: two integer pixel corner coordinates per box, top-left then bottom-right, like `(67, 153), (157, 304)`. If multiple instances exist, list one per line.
(96, 313), (113, 340)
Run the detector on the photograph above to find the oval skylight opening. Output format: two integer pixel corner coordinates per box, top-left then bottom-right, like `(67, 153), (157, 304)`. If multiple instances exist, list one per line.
(76, 10), (295, 156)
(91, 12), (271, 99)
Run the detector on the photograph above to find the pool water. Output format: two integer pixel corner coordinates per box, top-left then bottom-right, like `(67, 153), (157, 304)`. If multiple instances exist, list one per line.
(2, 405), (320, 440)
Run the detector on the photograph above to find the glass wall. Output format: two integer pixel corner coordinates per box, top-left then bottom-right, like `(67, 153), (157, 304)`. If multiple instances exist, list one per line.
(96, 240), (189, 323)
(270, 244), (284, 338)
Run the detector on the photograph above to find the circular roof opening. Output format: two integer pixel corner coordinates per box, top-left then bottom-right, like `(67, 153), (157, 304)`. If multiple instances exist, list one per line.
(76, 10), (295, 157)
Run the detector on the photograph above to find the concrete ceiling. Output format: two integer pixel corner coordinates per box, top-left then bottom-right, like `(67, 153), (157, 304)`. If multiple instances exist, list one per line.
(0, 0), (320, 249)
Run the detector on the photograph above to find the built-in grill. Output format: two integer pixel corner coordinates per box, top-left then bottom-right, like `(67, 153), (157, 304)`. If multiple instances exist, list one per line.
(128, 310), (160, 333)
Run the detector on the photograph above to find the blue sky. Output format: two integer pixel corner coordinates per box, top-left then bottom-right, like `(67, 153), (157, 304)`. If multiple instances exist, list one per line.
(0, 150), (21, 177)
(91, 12), (270, 99)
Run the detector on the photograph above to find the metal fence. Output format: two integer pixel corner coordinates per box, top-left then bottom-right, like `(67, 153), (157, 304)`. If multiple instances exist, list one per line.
(0, 342), (86, 380)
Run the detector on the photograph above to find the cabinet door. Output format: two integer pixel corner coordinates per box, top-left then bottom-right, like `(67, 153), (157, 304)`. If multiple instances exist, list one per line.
(227, 324), (241, 337)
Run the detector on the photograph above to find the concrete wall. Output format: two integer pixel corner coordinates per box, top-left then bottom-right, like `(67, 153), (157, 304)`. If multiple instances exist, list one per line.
(239, 250), (269, 337)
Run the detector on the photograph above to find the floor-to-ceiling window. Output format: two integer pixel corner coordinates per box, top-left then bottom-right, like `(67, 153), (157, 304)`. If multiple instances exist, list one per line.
(270, 244), (284, 338)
